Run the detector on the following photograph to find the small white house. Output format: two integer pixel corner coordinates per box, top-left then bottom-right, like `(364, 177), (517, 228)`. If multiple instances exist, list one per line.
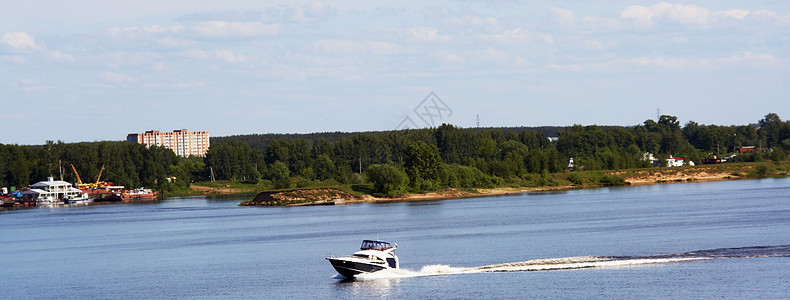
(643, 152), (660, 167)
(666, 156), (685, 167)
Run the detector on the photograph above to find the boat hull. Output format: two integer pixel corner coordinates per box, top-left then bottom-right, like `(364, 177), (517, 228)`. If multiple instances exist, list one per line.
(326, 258), (388, 278)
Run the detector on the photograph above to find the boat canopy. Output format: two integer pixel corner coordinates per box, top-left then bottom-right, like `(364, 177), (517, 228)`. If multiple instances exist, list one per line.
(360, 240), (396, 250)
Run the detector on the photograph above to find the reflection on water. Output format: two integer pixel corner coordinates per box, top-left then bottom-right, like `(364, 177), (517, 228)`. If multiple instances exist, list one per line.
(334, 277), (402, 298)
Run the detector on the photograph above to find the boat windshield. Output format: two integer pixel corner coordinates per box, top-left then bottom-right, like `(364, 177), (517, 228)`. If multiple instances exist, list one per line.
(360, 240), (394, 250)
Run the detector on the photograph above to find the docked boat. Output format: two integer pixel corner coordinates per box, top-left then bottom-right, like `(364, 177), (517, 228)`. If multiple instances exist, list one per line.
(64, 194), (94, 204)
(20, 177), (93, 205)
(326, 240), (399, 278)
(121, 188), (157, 201)
(86, 185), (125, 202)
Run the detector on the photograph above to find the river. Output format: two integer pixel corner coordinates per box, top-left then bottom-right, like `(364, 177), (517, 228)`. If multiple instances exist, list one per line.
(2, 178), (789, 299)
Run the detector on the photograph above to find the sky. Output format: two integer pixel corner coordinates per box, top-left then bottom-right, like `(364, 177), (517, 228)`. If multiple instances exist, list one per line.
(1, 1), (789, 145)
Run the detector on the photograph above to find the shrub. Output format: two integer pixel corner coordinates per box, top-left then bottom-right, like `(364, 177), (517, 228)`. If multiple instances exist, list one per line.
(568, 172), (585, 185)
(752, 163), (772, 176)
(599, 174), (627, 186)
(365, 164), (409, 197)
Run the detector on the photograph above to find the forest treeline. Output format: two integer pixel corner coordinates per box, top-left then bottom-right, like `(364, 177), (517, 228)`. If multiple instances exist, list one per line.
(1, 113), (789, 195)
(0, 141), (201, 192)
(204, 113), (790, 195)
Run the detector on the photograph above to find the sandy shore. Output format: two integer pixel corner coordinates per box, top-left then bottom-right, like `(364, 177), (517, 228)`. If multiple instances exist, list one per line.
(332, 166), (760, 205)
(197, 162), (788, 206)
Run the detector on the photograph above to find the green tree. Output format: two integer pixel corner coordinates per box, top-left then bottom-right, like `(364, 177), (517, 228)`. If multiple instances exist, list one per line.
(366, 164), (409, 196)
(404, 141), (443, 191)
(267, 161), (292, 189)
(313, 154), (336, 180)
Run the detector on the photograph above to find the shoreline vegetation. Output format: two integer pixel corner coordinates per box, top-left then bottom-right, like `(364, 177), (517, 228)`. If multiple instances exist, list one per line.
(3, 113), (789, 207)
(206, 161), (789, 206)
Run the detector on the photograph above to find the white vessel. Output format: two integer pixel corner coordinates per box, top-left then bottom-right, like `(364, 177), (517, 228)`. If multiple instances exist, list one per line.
(21, 177), (93, 205)
(326, 240), (399, 278)
(64, 194), (94, 204)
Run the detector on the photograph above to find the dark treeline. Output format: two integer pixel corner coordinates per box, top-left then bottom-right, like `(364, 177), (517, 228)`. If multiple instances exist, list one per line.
(205, 113), (790, 195)
(2, 113), (789, 195)
(212, 126), (566, 152)
(0, 141), (201, 192)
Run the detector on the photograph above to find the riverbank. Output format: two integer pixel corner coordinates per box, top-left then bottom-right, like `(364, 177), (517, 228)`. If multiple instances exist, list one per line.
(208, 162), (790, 206)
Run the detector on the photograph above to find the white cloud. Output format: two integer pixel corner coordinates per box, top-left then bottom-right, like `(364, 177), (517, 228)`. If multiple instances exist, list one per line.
(192, 21), (279, 38)
(714, 9), (750, 21)
(664, 3), (710, 25)
(434, 50), (464, 64)
(180, 48), (247, 64)
(48, 51), (76, 63)
(9, 78), (48, 92)
(98, 52), (160, 68)
(403, 27), (451, 42)
(176, 81), (206, 89)
(182, 49), (211, 60)
(619, 2), (787, 28)
(473, 47), (511, 64)
(550, 8), (576, 26)
(446, 16), (499, 28)
(313, 39), (404, 55)
(106, 25), (183, 37)
(717, 52), (777, 65)
(584, 40), (605, 51)
(214, 50), (246, 63)
(1, 32), (44, 51)
(0, 55), (27, 63)
(480, 28), (553, 44)
(291, 1), (332, 22)
(102, 72), (138, 84)
(599, 52), (779, 70)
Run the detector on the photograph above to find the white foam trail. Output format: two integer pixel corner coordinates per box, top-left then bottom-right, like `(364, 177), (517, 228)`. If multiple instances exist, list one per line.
(418, 264), (469, 274)
(350, 256), (709, 280)
(472, 257), (708, 272)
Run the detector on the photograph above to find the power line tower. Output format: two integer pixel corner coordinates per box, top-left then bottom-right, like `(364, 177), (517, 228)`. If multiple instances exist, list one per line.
(476, 114), (480, 128)
(656, 107), (661, 121)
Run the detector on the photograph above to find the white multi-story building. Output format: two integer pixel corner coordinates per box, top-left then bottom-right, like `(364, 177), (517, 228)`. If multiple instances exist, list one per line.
(127, 129), (210, 157)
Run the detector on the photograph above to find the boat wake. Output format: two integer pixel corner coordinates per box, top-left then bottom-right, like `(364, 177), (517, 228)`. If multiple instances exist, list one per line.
(350, 245), (790, 280)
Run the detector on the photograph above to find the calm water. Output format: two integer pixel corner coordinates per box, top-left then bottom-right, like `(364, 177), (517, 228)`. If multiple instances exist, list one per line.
(2, 178), (790, 299)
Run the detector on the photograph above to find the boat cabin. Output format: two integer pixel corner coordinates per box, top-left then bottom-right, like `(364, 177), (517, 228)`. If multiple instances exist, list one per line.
(360, 240), (396, 251)
(21, 177), (86, 202)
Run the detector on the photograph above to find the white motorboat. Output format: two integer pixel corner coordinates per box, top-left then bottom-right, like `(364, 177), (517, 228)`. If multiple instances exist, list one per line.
(327, 240), (399, 278)
(64, 194), (94, 204)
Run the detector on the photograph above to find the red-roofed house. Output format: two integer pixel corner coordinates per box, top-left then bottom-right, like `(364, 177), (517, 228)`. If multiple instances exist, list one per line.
(666, 156), (685, 167)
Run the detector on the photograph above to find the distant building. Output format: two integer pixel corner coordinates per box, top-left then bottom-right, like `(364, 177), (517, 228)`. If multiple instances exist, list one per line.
(666, 156), (685, 167)
(127, 129), (210, 157)
(730, 146), (756, 153)
(643, 152), (660, 167)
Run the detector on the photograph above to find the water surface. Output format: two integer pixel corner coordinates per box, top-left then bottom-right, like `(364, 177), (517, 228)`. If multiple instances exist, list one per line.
(2, 178), (789, 299)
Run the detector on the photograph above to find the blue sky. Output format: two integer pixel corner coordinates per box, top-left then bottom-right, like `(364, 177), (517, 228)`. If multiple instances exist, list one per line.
(2, 1), (788, 145)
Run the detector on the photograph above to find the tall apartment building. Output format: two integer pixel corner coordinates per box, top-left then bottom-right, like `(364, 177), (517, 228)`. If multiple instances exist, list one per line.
(126, 129), (210, 157)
